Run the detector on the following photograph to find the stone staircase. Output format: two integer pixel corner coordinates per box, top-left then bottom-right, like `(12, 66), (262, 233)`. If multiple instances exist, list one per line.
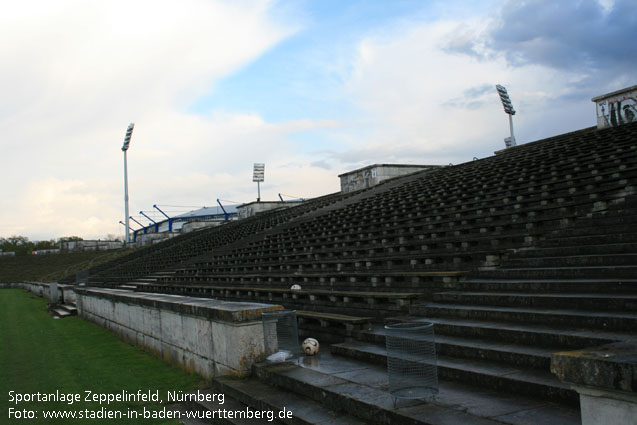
(327, 199), (637, 416)
(195, 351), (579, 425)
(77, 122), (637, 424)
(50, 302), (78, 319)
(192, 198), (636, 424)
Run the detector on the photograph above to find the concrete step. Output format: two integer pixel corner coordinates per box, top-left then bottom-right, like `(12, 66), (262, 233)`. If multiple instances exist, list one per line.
(330, 341), (575, 403)
(253, 354), (579, 424)
(411, 303), (637, 331)
(132, 278), (158, 283)
(574, 212), (637, 227)
(540, 232), (637, 247)
(60, 303), (78, 314)
(476, 265), (637, 280)
(504, 253), (637, 268)
(344, 331), (553, 370)
(52, 308), (72, 318)
(582, 209), (637, 223)
(212, 376), (366, 425)
(432, 291), (637, 311)
(359, 317), (635, 350)
(508, 242), (637, 258)
(545, 222), (636, 238)
(457, 278), (637, 293)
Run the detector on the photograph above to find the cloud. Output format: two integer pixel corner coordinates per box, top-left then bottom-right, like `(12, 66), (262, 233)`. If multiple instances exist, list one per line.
(488, 0), (637, 88)
(323, 6), (623, 169)
(3, 1), (636, 241)
(0, 0), (299, 240)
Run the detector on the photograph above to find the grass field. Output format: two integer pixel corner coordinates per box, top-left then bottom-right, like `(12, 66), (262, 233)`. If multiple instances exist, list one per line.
(0, 289), (203, 424)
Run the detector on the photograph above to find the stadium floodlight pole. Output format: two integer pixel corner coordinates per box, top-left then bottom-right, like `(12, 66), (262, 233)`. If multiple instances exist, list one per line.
(253, 163), (265, 202)
(495, 85), (516, 148)
(121, 123), (135, 244)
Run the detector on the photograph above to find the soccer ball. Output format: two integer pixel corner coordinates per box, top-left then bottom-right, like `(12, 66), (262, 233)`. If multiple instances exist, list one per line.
(302, 338), (319, 355)
(291, 284), (302, 291)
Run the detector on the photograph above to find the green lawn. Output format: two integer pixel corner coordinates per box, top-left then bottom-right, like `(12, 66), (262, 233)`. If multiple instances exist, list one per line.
(0, 289), (203, 424)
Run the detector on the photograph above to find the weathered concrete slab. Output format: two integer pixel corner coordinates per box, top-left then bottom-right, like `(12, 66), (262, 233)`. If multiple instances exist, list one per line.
(552, 340), (637, 425)
(74, 287), (283, 378)
(74, 287), (280, 322)
(551, 339), (637, 392)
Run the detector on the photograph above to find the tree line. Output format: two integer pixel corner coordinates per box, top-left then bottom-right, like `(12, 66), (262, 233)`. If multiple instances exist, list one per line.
(0, 236), (84, 256)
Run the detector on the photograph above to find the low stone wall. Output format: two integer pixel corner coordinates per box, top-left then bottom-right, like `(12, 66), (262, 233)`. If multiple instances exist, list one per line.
(1, 282), (76, 303)
(74, 288), (283, 379)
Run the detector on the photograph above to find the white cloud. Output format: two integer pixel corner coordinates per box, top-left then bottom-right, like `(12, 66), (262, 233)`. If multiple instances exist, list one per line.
(327, 17), (598, 165)
(0, 0), (308, 240)
(0, 1), (621, 241)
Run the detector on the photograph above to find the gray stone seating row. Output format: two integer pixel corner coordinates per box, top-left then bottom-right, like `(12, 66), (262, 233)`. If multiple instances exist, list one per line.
(343, 148), (634, 210)
(296, 310), (372, 343)
(87, 190), (360, 286)
(102, 179), (624, 284)
(328, 195), (637, 405)
(176, 185), (629, 278)
(290, 167), (634, 240)
(171, 249), (497, 286)
(136, 283), (423, 319)
(206, 161), (635, 261)
(188, 193), (597, 264)
(90, 123), (636, 291)
(156, 270), (465, 294)
(155, 126), (636, 286)
(253, 138), (632, 235)
(165, 225), (604, 293)
(349, 165), (632, 219)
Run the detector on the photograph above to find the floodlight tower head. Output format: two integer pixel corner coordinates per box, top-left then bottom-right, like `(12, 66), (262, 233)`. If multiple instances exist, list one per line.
(253, 163), (265, 202)
(122, 123), (135, 151)
(495, 85), (517, 148)
(495, 85), (515, 115)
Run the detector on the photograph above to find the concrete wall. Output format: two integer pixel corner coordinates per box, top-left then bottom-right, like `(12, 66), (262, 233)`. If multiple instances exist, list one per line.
(135, 233), (175, 247)
(592, 85), (637, 129)
(61, 240), (123, 252)
(181, 221), (222, 233)
(32, 249), (61, 255)
(339, 164), (442, 193)
(11, 281), (77, 303)
(237, 201), (304, 220)
(74, 288), (283, 379)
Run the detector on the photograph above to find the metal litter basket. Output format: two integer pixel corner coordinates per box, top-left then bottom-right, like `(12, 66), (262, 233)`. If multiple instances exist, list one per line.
(262, 310), (300, 362)
(385, 321), (438, 400)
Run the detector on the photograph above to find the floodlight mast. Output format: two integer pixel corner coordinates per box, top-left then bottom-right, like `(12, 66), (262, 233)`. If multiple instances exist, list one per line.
(495, 85), (516, 148)
(122, 123), (134, 244)
(253, 163), (265, 202)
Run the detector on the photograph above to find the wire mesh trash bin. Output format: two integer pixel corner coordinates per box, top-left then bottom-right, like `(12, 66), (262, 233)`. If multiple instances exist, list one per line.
(385, 321), (438, 400)
(262, 310), (300, 362)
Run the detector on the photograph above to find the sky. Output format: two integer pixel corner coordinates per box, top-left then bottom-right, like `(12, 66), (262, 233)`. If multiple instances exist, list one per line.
(1, 0), (635, 241)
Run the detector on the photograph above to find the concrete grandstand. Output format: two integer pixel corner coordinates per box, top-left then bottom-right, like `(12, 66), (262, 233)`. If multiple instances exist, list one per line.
(53, 93), (637, 424)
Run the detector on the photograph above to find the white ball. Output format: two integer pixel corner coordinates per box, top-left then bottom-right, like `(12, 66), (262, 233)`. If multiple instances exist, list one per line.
(291, 284), (302, 291)
(302, 338), (319, 356)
